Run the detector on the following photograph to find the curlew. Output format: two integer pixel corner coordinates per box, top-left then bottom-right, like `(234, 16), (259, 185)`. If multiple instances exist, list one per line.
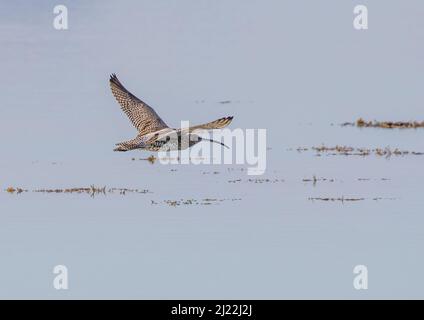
(109, 74), (233, 152)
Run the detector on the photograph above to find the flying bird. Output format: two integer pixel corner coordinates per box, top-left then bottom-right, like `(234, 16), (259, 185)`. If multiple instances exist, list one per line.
(109, 74), (233, 152)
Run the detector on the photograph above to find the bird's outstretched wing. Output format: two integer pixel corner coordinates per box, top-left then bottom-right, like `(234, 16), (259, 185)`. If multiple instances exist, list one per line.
(186, 116), (233, 132)
(109, 74), (168, 136)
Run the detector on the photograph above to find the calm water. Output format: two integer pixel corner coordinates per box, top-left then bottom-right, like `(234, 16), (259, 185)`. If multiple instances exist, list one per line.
(1, 1), (424, 298)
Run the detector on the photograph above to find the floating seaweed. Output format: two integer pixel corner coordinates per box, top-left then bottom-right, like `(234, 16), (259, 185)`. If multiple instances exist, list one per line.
(108, 187), (150, 195)
(202, 171), (220, 175)
(308, 196), (364, 202)
(247, 178), (283, 183)
(357, 178), (390, 182)
(33, 185), (107, 196)
(5, 185), (150, 197)
(226, 168), (246, 172)
(340, 122), (355, 127)
(302, 176), (335, 185)
(6, 187), (27, 194)
(157, 198), (242, 207)
(132, 155), (157, 164)
(6, 187), (16, 193)
(342, 118), (424, 129)
(303, 177), (390, 184)
(308, 196), (397, 202)
(218, 100), (244, 104)
(298, 145), (424, 157)
(228, 178), (283, 183)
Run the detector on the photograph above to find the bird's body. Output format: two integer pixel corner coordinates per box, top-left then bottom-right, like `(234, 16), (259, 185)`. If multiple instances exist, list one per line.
(109, 74), (233, 152)
(113, 129), (203, 152)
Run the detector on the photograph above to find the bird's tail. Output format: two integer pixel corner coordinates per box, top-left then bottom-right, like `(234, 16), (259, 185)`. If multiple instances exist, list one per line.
(114, 140), (135, 152)
(114, 145), (129, 152)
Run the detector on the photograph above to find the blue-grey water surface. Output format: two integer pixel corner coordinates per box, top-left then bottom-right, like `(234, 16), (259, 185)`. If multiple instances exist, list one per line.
(1, 0), (424, 298)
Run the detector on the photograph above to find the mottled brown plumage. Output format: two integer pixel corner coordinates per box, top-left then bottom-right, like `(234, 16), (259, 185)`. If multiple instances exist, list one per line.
(109, 74), (233, 152)
(110, 74), (168, 136)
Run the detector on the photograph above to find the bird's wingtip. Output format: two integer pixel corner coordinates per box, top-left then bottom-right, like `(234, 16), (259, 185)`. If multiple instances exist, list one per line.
(110, 73), (118, 82)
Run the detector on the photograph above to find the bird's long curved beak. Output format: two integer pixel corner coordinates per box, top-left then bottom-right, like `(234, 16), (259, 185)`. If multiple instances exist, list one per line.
(203, 138), (229, 149)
